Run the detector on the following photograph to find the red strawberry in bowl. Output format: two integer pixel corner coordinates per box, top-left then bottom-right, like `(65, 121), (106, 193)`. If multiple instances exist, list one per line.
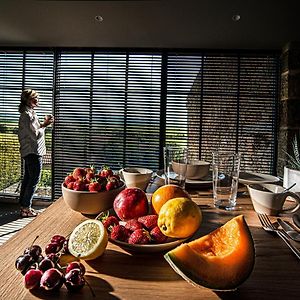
(67, 181), (75, 190)
(125, 219), (143, 232)
(110, 225), (131, 242)
(88, 180), (102, 192)
(100, 166), (114, 178)
(150, 226), (168, 243)
(73, 167), (86, 180)
(64, 174), (75, 186)
(73, 179), (86, 191)
(128, 229), (151, 245)
(138, 215), (158, 231)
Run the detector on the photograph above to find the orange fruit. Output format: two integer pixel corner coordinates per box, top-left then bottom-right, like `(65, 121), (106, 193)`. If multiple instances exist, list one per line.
(158, 197), (202, 238)
(151, 184), (191, 214)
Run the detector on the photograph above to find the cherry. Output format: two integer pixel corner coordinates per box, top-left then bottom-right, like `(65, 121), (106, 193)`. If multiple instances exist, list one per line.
(24, 269), (43, 290)
(38, 257), (55, 273)
(15, 254), (34, 275)
(51, 235), (66, 247)
(45, 242), (62, 255)
(24, 245), (42, 261)
(40, 268), (64, 291)
(66, 261), (85, 275)
(64, 269), (85, 292)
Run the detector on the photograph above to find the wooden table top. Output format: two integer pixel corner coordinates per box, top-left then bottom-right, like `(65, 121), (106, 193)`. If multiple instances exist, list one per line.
(0, 190), (299, 300)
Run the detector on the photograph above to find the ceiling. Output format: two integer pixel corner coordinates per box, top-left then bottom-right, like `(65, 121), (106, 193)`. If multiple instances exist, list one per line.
(0, 0), (299, 50)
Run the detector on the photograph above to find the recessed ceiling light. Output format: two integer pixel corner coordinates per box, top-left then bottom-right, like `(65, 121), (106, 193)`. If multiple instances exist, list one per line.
(232, 14), (241, 22)
(95, 15), (104, 22)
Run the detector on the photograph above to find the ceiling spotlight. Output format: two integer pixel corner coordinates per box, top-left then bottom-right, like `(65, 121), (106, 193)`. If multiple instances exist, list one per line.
(232, 14), (241, 22)
(95, 15), (104, 22)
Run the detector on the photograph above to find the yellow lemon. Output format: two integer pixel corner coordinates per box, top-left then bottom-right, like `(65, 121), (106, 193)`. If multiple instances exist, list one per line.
(158, 197), (202, 238)
(68, 219), (108, 260)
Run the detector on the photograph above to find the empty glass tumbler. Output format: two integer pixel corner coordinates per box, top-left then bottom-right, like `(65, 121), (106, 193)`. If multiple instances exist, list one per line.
(212, 151), (241, 210)
(163, 146), (188, 188)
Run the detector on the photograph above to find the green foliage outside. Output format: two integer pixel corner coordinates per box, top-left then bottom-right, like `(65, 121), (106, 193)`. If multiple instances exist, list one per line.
(0, 132), (22, 191)
(0, 125), (52, 194)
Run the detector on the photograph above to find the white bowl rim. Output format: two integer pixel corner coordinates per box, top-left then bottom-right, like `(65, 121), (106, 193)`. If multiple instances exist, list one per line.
(121, 167), (153, 175)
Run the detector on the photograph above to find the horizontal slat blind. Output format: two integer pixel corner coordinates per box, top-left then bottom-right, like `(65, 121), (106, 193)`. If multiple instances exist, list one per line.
(166, 52), (279, 172)
(54, 52), (162, 198)
(0, 49), (279, 201)
(0, 51), (53, 198)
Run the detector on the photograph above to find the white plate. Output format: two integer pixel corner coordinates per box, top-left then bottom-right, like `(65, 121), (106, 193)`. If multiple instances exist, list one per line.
(96, 209), (188, 253)
(239, 172), (280, 185)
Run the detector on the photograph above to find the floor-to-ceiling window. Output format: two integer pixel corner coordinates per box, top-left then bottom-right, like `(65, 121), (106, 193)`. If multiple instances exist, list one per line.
(0, 49), (280, 200)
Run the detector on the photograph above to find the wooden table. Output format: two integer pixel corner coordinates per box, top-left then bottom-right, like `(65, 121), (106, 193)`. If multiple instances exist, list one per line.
(0, 191), (299, 300)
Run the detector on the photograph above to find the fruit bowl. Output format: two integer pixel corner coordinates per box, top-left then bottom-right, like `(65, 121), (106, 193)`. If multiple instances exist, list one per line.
(96, 209), (189, 253)
(62, 182), (125, 215)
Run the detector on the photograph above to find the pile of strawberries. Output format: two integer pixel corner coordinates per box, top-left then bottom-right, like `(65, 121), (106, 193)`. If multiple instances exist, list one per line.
(63, 165), (123, 192)
(100, 214), (168, 245)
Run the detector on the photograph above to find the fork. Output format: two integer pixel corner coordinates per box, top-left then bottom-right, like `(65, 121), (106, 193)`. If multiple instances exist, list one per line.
(257, 213), (300, 260)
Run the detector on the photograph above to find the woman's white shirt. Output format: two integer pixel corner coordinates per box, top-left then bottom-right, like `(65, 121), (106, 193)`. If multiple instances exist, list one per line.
(18, 107), (46, 158)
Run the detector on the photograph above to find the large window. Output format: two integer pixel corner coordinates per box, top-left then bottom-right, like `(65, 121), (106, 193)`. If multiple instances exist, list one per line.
(0, 49), (280, 200)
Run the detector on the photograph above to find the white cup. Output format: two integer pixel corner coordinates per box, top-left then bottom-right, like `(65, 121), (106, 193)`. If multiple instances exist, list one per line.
(248, 183), (300, 216)
(120, 167), (153, 191)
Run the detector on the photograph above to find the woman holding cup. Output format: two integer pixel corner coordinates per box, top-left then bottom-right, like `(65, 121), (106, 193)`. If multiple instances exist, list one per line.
(18, 89), (54, 217)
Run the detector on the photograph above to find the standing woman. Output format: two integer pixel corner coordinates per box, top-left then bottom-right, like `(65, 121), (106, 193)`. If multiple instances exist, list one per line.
(18, 89), (54, 217)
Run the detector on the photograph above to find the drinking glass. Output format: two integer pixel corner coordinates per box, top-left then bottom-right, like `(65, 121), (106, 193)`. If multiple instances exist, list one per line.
(164, 146), (188, 188)
(212, 151), (241, 210)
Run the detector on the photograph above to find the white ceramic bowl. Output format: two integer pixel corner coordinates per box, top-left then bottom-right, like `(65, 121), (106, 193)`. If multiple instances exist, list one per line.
(120, 167), (153, 190)
(172, 160), (210, 180)
(62, 182), (125, 215)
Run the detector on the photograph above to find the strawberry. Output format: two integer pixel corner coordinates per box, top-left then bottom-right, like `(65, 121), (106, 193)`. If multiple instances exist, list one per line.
(138, 215), (158, 231)
(88, 180), (102, 192)
(100, 166), (114, 178)
(85, 165), (96, 174)
(110, 225), (130, 242)
(102, 216), (119, 231)
(64, 174), (75, 186)
(106, 181), (116, 191)
(73, 167), (87, 180)
(150, 226), (168, 244)
(85, 172), (95, 182)
(73, 179), (86, 191)
(128, 229), (151, 245)
(125, 219), (143, 232)
(67, 181), (75, 190)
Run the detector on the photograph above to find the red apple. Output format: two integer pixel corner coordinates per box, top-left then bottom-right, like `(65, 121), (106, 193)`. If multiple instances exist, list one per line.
(113, 188), (148, 221)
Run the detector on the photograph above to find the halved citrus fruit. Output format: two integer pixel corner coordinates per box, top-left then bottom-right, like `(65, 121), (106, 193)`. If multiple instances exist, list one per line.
(68, 219), (108, 260)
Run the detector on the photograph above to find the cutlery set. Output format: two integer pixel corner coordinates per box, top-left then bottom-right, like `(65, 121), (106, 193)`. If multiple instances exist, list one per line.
(257, 213), (300, 260)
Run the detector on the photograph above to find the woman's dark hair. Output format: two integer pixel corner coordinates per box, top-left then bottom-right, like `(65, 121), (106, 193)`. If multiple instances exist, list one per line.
(18, 89), (38, 113)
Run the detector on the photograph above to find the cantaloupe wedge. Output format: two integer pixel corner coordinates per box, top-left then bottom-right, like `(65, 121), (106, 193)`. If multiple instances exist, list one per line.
(164, 215), (255, 291)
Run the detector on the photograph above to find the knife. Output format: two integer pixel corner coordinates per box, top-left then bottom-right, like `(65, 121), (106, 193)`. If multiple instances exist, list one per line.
(277, 218), (300, 242)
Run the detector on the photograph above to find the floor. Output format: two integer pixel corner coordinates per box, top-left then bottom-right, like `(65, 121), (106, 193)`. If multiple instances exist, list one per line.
(0, 202), (48, 246)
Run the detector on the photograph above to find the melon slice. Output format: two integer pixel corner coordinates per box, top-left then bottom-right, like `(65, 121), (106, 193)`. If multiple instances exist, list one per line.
(164, 215), (255, 291)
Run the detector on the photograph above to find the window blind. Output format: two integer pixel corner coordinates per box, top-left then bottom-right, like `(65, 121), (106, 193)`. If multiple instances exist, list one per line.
(0, 49), (280, 201)
(0, 50), (54, 199)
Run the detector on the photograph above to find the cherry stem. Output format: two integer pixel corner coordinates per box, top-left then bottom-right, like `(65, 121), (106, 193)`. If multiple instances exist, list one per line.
(30, 235), (39, 249)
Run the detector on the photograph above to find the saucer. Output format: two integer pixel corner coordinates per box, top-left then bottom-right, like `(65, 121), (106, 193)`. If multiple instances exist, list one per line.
(239, 172), (280, 185)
